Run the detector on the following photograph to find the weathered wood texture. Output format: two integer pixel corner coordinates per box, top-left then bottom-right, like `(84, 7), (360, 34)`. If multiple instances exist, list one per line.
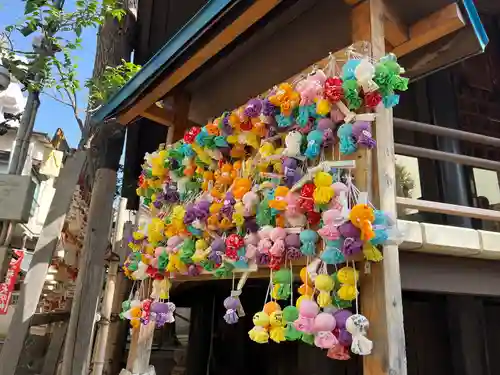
(61, 1), (138, 374)
(41, 322), (69, 375)
(0, 151), (86, 375)
(62, 169), (118, 375)
(353, 1), (407, 375)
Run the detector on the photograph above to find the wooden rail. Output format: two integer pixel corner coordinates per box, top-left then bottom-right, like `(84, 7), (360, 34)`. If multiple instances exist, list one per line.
(396, 197), (500, 222)
(394, 118), (500, 148)
(394, 143), (500, 172)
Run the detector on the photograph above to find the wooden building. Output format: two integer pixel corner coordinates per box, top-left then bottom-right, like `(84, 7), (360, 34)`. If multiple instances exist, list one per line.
(91, 1), (500, 375)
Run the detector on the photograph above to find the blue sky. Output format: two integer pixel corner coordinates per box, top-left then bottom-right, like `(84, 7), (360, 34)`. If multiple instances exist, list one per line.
(0, 1), (98, 147)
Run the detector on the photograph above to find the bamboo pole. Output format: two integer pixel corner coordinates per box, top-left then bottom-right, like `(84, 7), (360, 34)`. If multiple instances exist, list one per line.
(91, 197), (128, 375)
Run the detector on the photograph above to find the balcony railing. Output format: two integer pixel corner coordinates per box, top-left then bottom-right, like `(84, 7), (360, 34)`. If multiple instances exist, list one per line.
(393, 117), (500, 259)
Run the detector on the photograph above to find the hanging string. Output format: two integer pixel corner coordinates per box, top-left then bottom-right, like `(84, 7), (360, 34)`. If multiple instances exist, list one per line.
(232, 272), (236, 291)
(289, 260), (294, 306)
(263, 276), (272, 307)
(352, 260), (359, 315)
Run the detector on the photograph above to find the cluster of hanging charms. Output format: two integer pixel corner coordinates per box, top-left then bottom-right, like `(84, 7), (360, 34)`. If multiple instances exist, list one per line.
(121, 43), (406, 353)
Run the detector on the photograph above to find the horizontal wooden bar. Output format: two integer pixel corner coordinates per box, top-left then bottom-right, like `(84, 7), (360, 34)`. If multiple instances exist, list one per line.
(392, 3), (465, 57)
(30, 311), (70, 326)
(142, 105), (199, 129)
(395, 143), (500, 171)
(396, 197), (500, 222)
(394, 118), (500, 148)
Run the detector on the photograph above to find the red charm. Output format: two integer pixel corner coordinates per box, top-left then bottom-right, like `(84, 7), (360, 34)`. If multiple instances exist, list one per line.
(184, 127), (201, 144)
(225, 234), (244, 260)
(239, 121), (253, 131)
(269, 256), (282, 271)
(364, 91), (382, 108)
(307, 211), (321, 226)
(298, 183), (315, 212)
(324, 77), (344, 103)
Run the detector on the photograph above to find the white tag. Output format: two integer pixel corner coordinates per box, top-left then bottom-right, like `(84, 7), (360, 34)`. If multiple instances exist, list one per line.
(364, 261), (371, 275)
(340, 191), (349, 219)
(306, 258), (322, 282)
(358, 192), (368, 204)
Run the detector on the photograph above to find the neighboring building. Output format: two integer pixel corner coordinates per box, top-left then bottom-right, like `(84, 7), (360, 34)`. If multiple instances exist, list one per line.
(0, 125), (85, 340)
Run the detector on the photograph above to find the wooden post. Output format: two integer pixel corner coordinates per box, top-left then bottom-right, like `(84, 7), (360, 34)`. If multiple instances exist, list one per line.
(352, 1), (408, 375)
(61, 2), (137, 374)
(0, 151), (86, 375)
(104, 220), (133, 375)
(61, 168), (118, 375)
(41, 321), (68, 375)
(91, 197), (128, 375)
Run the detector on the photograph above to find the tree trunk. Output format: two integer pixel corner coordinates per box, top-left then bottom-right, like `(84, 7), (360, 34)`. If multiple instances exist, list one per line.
(61, 2), (138, 375)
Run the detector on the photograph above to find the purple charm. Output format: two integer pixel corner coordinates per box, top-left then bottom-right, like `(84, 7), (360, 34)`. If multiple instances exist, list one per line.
(245, 217), (259, 233)
(151, 301), (169, 314)
(224, 296), (240, 310)
(184, 204), (197, 225)
(164, 186), (180, 203)
(285, 233), (300, 249)
(257, 253), (270, 265)
(223, 297), (240, 324)
(224, 309), (239, 324)
(338, 328), (353, 346)
(317, 118), (335, 131)
(342, 237), (364, 256)
(188, 264), (200, 276)
(286, 247), (303, 260)
(154, 313), (168, 327)
(262, 99), (276, 117)
(208, 250), (223, 264)
(194, 200), (210, 222)
(338, 222), (361, 238)
(322, 128), (335, 146)
(352, 121), (376, 149)
(222, 115), (233, 135)
(333, 309), (353, 329)
(283, 158), (302, 188)
(244, 98), (263, 118)
(153, 196), (163, 209)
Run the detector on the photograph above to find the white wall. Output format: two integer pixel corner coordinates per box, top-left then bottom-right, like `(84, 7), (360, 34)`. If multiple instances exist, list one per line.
(0, 129), (61, 236)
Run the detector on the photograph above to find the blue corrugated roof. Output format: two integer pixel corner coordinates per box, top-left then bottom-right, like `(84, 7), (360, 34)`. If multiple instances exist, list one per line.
(91, 0), (235, 124)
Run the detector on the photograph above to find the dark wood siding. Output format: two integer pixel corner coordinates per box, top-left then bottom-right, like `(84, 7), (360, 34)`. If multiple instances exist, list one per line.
(123, 1), (208, 208)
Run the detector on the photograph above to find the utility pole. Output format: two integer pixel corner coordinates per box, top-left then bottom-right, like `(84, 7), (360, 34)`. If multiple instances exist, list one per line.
(0, 0), (66, 278)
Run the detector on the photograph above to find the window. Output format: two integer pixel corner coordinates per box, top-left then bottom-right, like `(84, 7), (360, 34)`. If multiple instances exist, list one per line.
(0, 150), (10, 174)
(473, 168), (500, 207)
(30, 175), (41, 217)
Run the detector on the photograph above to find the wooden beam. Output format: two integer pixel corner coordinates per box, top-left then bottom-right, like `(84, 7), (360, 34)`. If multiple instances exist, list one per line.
(353, 2), (407, 375)
(142, 104), (199, 129)
(345, 0), (363, 4)
(382, 2), (408, 47)
(392, 3), (465, 57)
(171, 91), (192, 143)
(0, 151), (86, 375)
(396, 197), (500, 222)
(31, 311), (70, 326)
(118, 0), (282, 126)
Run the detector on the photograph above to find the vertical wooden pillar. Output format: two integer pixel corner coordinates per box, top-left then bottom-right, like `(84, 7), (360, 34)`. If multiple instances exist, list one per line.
(124, 91), (191, 374)
(352, 1), (407, 375)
